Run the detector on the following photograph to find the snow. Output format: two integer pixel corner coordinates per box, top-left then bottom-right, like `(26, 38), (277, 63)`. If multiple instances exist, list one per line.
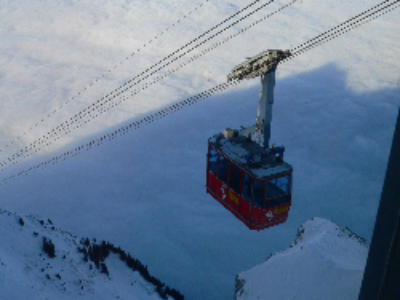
(0, 0), (399, 299)
(0, 209), (174, 300)
(236, 218), (369, 300)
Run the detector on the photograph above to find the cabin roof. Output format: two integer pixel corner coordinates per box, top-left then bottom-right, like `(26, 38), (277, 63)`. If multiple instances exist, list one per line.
(209, 133), (292, 180)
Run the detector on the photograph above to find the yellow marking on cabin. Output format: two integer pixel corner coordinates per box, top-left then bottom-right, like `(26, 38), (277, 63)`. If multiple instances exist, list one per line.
(229, 192), (239, 205)
(273, 206), (289, 215)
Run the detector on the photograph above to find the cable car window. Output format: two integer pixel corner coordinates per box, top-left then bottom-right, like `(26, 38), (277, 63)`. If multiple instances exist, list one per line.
(208, 148), (218, 175)
(266, 195), (290, 209)
(275, 175), (290, 194)
(218, 155), (229, 184)
(242, 173), (252, 202)
(266, 178), (284, 199)
(229, 162), (241, 194)
(253, 180), (265, 208)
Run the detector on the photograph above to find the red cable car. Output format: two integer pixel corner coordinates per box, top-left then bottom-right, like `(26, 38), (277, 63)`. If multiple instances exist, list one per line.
(206, 50), (293, 230)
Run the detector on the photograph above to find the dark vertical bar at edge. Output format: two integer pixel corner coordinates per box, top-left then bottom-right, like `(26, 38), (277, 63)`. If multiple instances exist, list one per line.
(358, 107), (400, 300)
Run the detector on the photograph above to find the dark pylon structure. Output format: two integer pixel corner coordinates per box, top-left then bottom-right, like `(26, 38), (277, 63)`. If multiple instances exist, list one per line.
(358, 107), (400, 300)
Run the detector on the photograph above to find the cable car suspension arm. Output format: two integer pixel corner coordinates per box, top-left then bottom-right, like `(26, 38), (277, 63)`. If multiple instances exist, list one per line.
(228, 50), (291, 149)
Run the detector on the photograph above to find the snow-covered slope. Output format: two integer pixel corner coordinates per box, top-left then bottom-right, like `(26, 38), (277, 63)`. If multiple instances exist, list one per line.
(0, 209), (183, 300)
(235, 218), (369, 300)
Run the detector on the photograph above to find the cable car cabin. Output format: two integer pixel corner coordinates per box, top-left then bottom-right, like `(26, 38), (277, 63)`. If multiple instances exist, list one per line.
(206, 49), (293, 230)
(206, 130), (293, 230)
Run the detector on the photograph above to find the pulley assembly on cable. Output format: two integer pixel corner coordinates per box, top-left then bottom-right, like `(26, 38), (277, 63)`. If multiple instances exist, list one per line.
(206, 49), (293, 230)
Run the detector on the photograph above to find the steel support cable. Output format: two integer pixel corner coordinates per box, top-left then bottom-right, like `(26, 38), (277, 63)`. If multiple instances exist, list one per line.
(0, 79), (240, 185)
(0, 0), (395, 171)
(0, 0), (297, 178)
(0, 0), (209, 154)
(289, 7), (400, 60)
(0, 0), (276, 168)
(93, 0), (298, 119)
(0, 0), (285, 170)
(286, 0), (400, 60)
(290, 0), (394, 52)
(2, 0), (398, 183)
(51, 0), (276, 128)
(62, 0), (398, 141)
(72, 0), (292, 125)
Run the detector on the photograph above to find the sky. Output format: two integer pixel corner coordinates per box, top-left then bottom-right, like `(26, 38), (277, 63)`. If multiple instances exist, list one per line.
(0, 0), (399, 299)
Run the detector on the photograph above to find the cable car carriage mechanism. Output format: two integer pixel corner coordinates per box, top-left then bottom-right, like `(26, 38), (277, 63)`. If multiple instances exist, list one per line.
(206, 49), (293, 230)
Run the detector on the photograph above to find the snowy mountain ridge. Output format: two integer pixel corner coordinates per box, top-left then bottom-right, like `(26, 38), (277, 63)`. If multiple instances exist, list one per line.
(0, 209), (183, 300)
(235, 218), (369, 300)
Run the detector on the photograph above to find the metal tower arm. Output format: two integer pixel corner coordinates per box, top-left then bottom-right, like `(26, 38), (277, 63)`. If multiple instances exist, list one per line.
(227, 49), (291, 149)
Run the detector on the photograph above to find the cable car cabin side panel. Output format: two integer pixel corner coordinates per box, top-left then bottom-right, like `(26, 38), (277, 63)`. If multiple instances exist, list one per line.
(207, 171), (252, 227)
(207, 146), (252, 227)
(250, 200), (290, 229)
(206, 145), (292, 230)
(249, 176), (292, 229)
(206, 171), (291, 230)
